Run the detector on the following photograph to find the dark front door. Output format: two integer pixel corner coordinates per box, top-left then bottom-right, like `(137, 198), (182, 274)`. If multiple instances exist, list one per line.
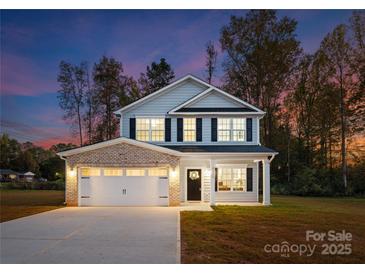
(187, 169), (201, 201)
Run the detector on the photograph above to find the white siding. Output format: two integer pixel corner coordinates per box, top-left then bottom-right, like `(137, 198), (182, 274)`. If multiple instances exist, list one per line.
(185, 91), (242, 108)
(122, 80), (207, 137)
(215, 163), (258, 203)
(120, 79), (260, 145)
(179, 158), (258, 203)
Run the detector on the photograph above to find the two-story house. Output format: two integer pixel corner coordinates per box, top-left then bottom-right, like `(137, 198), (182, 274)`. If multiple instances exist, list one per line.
(58, 75), (277, 207)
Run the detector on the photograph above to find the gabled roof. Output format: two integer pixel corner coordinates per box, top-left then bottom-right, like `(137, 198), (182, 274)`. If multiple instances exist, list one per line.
(114, 74), (265, 115)
(57, 137), (183, 157)
(114, 74), (210, 114)
(168, 85), (264, 114)
(161, 145), (277, 154)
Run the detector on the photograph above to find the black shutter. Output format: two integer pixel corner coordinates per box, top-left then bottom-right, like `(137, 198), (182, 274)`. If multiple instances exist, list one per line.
(247, 118), (252, 142)
(196, 118), (202, 142)
(211, 118), (217, 142)
(130, 118), (136, 139)
(215, 168), (218, 192)
(247, 168), (253, 192)
(165, 118), (171, 142)
(177, 118), (183, 142)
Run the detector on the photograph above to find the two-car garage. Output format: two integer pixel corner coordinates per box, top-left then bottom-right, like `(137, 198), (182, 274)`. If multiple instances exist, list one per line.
(78, 167), (169, 206)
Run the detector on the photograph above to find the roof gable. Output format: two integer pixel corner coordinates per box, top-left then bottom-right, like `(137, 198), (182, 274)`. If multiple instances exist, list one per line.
(114, 75), (209, 114)
(168, 87), (264, 114)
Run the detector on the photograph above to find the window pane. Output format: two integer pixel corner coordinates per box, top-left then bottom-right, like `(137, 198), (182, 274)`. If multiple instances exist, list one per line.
(232, 168), (246, 191)
(218, 168), (231, 191)
(183, 118), (196, 141)
(136, 118), (150, 130)
(136, 130), (150, 141)
(81, 168), (100, 177)
(218, 118), (230, 130)
(104, 168), (122, 176)
(218, 130), (230, 141)
(150, 119), (164, 130)
(232, 118), (245, 130)
(148, 168), (168, 177)
(232, 130), (245, 141)
(151, 130), (164, 141)
(126, 169), (146, 176)
(184, 130), (196, 142)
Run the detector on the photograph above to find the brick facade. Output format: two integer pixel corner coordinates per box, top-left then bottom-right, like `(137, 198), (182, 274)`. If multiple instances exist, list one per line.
(64, 142), (180, 206)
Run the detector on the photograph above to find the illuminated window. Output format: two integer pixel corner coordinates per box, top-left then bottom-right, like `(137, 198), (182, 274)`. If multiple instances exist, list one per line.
(183, 118), (196, 142)
(217, 168), (246, 191)
(126, 169), (146, 176)
(104, 168), (123, 176)
(218, 118), (245, 141)
(136, 118), (164, 141)
(80, 168), (101, 177)
(148, 168), (168, 177)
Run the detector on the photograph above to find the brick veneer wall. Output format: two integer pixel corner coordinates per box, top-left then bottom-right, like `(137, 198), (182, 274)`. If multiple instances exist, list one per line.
(64, 143), (180, 206)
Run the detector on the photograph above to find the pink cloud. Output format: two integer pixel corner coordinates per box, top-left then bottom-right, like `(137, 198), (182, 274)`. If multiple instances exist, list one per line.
(1, 53), (57, 96)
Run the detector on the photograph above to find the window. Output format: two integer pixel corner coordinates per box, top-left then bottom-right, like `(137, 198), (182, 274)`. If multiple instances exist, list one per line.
(218, 118), (245, 142)
(104, 168), (123, 176)
(136, 118), (164, 142)
(126, 168), (146, 176)
(148, 168), (168, 177)
(80, 168), (101, 177)
(217, 168), (246, 191)
(183, 118), (196, 141)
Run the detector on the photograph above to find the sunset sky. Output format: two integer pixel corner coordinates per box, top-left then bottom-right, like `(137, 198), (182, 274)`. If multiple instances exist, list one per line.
(0, 10), (354, 148)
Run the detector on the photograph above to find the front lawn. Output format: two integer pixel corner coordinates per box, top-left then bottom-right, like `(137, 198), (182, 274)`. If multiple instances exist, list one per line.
(0, 189), (65, 222)
(181, 195), (365, 263)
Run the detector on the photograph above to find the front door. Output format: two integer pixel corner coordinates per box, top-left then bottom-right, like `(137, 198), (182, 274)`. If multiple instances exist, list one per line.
(187, 169), (201, 201)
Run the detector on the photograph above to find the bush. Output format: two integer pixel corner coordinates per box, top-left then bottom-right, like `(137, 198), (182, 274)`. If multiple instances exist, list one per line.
(0, 180), (65, 190)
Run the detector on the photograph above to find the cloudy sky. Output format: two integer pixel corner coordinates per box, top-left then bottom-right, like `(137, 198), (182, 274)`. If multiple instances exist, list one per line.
(0, 10), (353, 147)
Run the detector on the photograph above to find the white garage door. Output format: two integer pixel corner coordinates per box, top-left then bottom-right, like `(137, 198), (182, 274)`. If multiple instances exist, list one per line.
(79, 167), (169, 206)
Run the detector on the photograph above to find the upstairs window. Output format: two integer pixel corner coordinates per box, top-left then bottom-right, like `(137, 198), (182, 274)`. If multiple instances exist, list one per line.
(218, 118), (245, 142)
(136, 118), (164, 142)
(183, 118), (196, 142)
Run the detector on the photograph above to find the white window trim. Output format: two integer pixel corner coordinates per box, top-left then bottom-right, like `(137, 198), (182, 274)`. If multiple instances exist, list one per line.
(218, 118), (246, 142)
(183, 117), (197, 142)
(136, 117), (165, 142)
(217, 166), (248, 192)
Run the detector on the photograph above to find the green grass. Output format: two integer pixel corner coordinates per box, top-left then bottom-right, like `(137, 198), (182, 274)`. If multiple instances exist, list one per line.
(181, 195), (365, 263)
(0, 189), (65, 222)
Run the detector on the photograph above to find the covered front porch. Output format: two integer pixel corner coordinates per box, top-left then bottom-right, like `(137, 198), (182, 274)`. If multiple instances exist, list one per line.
(179, 154), (275, 206)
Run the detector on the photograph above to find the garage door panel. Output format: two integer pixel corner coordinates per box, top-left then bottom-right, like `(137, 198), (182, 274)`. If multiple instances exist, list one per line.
(79, 169), (169, 206)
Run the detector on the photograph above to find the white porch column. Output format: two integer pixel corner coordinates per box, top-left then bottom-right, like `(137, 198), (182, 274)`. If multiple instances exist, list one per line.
(210, 160), (216, 206)
(262, 159), (271, 206)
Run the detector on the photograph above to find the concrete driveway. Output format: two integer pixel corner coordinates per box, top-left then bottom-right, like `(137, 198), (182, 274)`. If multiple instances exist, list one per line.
(0, 207), (180, 264)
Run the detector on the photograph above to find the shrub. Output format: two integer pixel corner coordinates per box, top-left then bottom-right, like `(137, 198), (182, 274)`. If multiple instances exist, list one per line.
(0, 180), (65, 190)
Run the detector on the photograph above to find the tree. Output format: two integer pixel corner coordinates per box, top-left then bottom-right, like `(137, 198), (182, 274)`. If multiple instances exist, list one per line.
(220, 10), (301, 147)
(57, 61), (88, 146)
(0, 134), (21, 169)
(93, 56), (125, 141)
(138, 58), (175, 95)
(205, 41), (218, 84)
(50, 143), (77, 153)
(319, 24), (359, 189)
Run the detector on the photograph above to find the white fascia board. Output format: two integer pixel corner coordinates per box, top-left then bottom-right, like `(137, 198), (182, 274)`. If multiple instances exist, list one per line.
(168, 112), (265, 116)
(114, 74), (210, 114)
(57, 137), (183, 157)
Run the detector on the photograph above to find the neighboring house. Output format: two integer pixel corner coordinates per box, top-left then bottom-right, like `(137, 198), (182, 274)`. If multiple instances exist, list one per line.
(58, 75), (277, 207)
(0, 169), (21, 181)
(22, 171), (35, 182)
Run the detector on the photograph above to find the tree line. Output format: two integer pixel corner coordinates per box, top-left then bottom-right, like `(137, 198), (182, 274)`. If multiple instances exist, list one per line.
(57, 57), (175, 145)
(0, 134), (76, 181)
(56, 10), (364, 196)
